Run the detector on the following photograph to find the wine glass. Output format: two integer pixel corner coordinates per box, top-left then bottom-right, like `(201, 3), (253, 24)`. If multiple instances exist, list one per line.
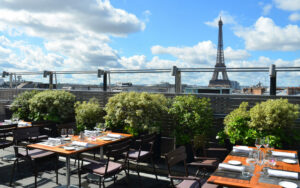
(68, 129), (74, 139)
(61, 128), (67, 138)
(255, 138), (262, 150)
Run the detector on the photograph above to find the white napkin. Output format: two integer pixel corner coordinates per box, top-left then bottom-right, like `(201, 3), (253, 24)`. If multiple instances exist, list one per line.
(18, 121), (30, 127)
(72, 141), (88, 147)
(233, 146), (253, 153)
(272, 151), (297, 158)
(268, 169), (299, 180)
(84, 130), (97, 136)
(4, 119), (12, 124)
(219, 163), (245, 172)
(107, 133), (122, 139)
(48, 138), (61, 142)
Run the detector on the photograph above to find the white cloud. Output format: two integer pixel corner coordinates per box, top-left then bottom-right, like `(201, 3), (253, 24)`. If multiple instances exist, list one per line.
(205, 11), (237, 27)
(151, 41), (250, 66)
(263, 4), (272, 15)
(274, 0), (300, 11)
(235, 17), (300, 51)
(289, 12), (300, 21)
(0, 0), (145, 73)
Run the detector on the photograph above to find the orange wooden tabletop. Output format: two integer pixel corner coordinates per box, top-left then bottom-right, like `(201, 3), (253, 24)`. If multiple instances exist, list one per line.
(28, 132), (132, 155)
(207, 147), (299, 188)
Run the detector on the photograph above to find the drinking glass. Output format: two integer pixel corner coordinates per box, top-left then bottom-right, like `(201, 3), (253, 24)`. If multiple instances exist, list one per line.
(255, 138), (262, 150)
(242, 166), (251, 177)
(61, 128), (67, 138)
(68, 129), (74, 139)
(263, 137), (269, 149)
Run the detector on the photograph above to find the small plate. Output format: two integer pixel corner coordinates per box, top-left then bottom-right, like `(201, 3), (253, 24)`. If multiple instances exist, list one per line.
(228, 160), (242, 165)
(63, 137), (71, 141)
(279, 181), (298, 188)
(64, 146), (75, 151)
(282, 159), (297, 164)
(101, 137), (113, 141)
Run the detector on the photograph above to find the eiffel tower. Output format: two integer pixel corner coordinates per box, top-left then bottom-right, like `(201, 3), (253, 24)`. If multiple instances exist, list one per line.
(208, 18), (231, 88)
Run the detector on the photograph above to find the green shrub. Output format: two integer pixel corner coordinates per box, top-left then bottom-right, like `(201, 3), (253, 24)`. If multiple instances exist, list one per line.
(219, 99), (299, 148)
(222, 102), (257, 145)
(249, 98), (299, 147)
(75, 98), (105, 132)
(168, 95), (213, 146)
(10, 90), (40, 121)
(104, 92), (168, 136)
(29, 90), (76, 123)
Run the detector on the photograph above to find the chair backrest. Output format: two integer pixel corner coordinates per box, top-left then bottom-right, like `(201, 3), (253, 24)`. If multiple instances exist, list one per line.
(0, 124), (17, 139)
(104, 139), (132, 175)
(13, 126), (40, 143)
(165, 146), (189, 176)
(140, 133), (156, 152)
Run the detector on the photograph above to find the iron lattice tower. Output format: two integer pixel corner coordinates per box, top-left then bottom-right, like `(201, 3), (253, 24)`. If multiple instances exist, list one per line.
(208, 18), (231, 88)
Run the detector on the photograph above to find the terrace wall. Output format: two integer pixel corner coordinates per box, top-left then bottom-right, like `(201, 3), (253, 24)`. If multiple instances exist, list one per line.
(1, 88), (300, 138)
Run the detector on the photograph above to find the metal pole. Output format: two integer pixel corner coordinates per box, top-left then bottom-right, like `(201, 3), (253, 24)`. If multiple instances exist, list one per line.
(49, 72), (53, 89)
(175, 71), (181, 93)
(9, 74), (12, 88)
(108, 72), (111, 91)
(103, 72), (107, 91)
(269, 64), (276, 96)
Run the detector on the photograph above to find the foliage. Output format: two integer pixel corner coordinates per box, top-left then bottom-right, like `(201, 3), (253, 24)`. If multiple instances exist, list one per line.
(10, 90), (40, 121)
(168, 95), (213, 146)
(249, 98), (299, 130)
(29, 90), (76, 123)
(219, 99), (299, 148)
(249, 98), (299, 147)
(75, 98), (105, 132)
(104, 92), (168, 136)
(223, 102), (257, 145)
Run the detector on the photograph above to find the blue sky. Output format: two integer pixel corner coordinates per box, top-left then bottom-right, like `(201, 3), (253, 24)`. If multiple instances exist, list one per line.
(0, 0), (300, 86)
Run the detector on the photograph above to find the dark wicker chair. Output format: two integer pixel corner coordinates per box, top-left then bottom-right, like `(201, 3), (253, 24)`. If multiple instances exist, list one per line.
(78, 139), (132, 188)
(127, 133), (158, 181)
(188, 142), (227, 177)
(165, 146), (219, 188)
(0, 124), (17, 159)
(9, 126), (59, 188)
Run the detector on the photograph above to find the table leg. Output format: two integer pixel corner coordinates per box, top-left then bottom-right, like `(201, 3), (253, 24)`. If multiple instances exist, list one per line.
(66, 155), (70, 188)
(100, 147), (104, 159)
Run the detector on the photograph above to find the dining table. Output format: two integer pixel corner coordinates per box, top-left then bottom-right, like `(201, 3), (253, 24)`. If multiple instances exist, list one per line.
(28, 132), (132, 188)
(207, 146), (300, 188)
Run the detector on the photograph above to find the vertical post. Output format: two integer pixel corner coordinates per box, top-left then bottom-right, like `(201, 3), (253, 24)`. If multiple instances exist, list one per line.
(269, 64), (276, 96)
(49, 72), (53, 89)
(103, 71), (107, 92)
(9, 74), (12, 88)
(175, 71), (181, 93)
(172, 66), (182, 93)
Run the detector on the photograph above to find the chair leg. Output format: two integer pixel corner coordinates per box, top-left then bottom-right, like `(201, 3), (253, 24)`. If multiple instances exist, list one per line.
(9, 159), (17, 186)
(55, 156), (58, 184)
(151, 157), (158, 181)
(136, 161), (141, 182)
(98, 176), (102, 188)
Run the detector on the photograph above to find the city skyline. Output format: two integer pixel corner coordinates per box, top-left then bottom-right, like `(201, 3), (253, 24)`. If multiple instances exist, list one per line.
(0, 0), (299, 87)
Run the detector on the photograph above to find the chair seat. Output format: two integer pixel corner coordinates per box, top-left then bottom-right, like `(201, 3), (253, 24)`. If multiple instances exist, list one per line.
(177, 179), (199, 188)
(29, 135), (49, 141)
(0, 140), (13, 149)
(128, 150), (149, 159)
(19, 149), (56, 159)
(84, 161), (122, 175)
(189, 159), (218, 168)
(201, 182), (219, 188)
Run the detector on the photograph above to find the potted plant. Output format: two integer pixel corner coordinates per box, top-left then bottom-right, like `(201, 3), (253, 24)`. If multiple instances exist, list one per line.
(10, 90), (40, 121)
(218, 99), (299, 148)
(104, 92), (168, 136)
(168, 95), (213, 162)
(29, 90), (76, 123)
(74, 98), (105, 133)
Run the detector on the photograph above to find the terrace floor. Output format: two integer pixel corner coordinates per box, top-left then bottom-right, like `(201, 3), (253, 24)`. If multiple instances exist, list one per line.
(0, 147), (204, 188)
